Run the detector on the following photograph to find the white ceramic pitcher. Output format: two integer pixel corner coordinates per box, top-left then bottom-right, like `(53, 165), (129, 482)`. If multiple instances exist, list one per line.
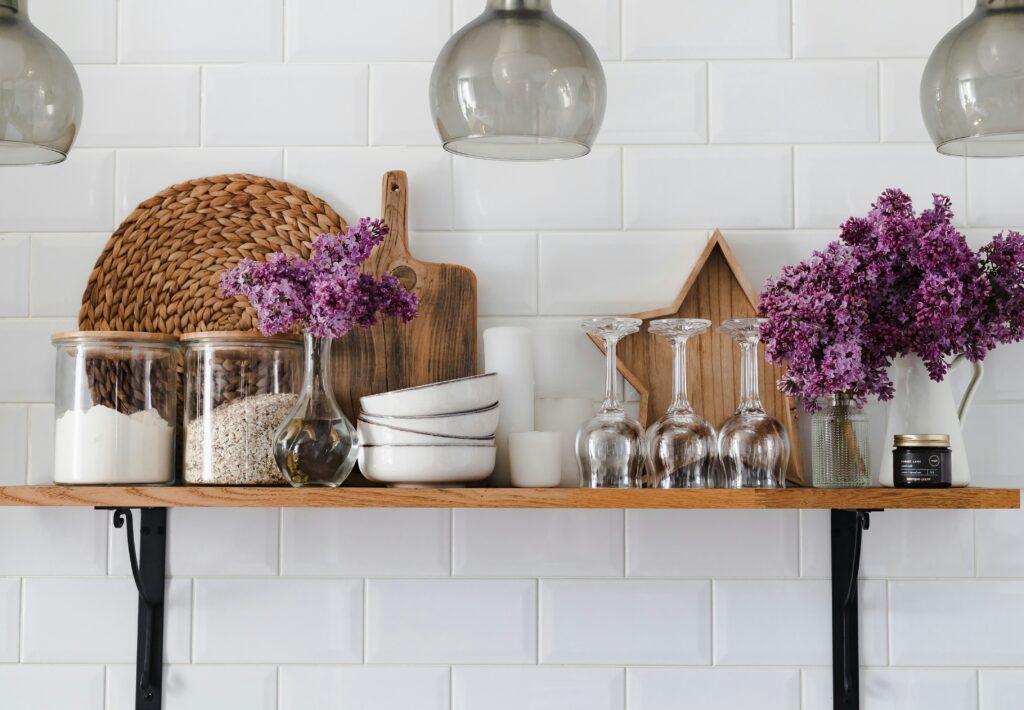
(879, 354), (983, 487)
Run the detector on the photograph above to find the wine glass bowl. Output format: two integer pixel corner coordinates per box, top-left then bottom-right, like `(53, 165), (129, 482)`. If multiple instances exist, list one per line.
(645, 318), (717, 488)
(576, 317), (645, 488)
(717, 318), (790, 488)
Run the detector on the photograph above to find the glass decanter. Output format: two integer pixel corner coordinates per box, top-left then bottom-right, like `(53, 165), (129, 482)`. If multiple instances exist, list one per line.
(717, 318), (790, 488)
(273, 334), (360, 487)
(575, 317), (645, 488)
(646, 319), (718, 488)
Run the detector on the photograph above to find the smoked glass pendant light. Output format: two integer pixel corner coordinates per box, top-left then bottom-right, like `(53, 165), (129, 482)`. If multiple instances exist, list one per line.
(429, 0), (606, 160)
(922, 0), (1024, 157)
(0, 0), (82, 165)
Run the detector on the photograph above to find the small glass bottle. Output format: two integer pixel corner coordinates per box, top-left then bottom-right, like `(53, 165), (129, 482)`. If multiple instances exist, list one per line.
(811, 394), (872, 488)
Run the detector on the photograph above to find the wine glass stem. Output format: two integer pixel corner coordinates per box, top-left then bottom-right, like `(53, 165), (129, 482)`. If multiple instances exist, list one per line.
(668, 336), (692, 414)
(739, 340), (763, 413)
(600, 335), (622, 413)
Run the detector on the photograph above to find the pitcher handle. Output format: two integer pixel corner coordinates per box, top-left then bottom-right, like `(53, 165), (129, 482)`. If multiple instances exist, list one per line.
(950, 354), (984, 424)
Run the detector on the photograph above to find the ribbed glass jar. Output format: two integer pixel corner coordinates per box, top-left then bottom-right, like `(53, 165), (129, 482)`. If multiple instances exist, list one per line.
(811, 395), (872, 488)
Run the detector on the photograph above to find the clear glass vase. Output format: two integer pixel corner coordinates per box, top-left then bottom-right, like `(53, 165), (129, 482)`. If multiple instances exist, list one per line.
(811, 394), (871, 488)
(273, 334), (360, 487)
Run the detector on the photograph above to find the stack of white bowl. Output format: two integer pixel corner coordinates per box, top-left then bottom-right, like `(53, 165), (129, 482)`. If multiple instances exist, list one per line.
(357, 373), (500, 487)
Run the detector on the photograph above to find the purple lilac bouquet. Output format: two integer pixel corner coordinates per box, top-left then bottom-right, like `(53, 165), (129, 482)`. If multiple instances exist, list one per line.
(220, 218), (419, 338)
(759, 189), (1024, 412)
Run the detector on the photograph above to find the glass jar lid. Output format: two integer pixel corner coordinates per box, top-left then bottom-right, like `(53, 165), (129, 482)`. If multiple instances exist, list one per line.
(50, 330), (179, 347)
(894, 434), (951, 448)
(179, 330), (303, 347)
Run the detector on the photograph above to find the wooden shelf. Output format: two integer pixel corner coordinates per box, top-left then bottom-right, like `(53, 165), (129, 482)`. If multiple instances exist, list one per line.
(0, 485), (1017, 509)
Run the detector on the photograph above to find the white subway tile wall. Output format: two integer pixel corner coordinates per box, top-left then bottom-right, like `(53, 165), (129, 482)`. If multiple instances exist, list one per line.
(279, 666), (451, 710)
(1, 3), (1022, 709)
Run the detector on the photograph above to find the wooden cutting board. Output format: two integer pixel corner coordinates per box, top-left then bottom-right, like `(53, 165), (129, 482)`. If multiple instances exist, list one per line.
(332, 170), (478, 422)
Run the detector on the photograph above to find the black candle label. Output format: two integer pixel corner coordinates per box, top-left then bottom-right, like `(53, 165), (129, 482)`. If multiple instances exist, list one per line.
(894, 448), (951, 488)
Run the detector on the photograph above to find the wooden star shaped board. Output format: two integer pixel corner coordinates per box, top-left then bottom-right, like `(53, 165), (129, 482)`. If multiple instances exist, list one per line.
(588, 230), (805, 484)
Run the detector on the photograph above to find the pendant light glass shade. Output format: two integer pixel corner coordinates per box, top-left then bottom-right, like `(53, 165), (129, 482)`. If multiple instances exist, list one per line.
(429, 0), (606, 160)
(922, 0), (1024, 157)
(0, 0), (82, 165)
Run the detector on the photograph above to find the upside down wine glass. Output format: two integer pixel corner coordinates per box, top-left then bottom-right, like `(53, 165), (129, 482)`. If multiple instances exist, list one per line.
(718, 318), (790, 488)
(576, 317), (645, 488)
(646, 319), (717, 488)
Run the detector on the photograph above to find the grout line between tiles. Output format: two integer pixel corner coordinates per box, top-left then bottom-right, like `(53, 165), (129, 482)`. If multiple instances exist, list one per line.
(875, 60), (883, 142)
(534, 577), (541, 665)
(191, 577), (198, 664)
(278, 508), (285, 576)
(198, 65), (206, 147)
(18, 576), (25, 662)
(281, 0), (289, 63)
(114, 0), (122, 63)
(973, 509), (979, 578)
(709, 579), (715, 667)
(622, 665), (629, 709)
(621, 509), (629, 577)
(789, 0), (795, 59)
(365, 63), (373, 146)
(449, 509), (456, 576)
(277, 665), (284, 710)
(796, 510), (803, 576)
(363, 578), (369, 664)
(704, 62), (711, 143)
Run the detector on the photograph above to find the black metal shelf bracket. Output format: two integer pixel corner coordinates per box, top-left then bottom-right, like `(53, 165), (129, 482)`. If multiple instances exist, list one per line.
(831, 508), (874, 710)
(101, 507), (168, 710)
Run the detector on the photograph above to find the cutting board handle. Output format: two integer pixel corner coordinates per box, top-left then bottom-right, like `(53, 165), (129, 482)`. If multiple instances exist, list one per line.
(379, 170), (411, 259)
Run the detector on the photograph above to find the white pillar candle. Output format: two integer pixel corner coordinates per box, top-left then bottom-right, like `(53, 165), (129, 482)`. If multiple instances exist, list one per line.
(535, 397), (597, 487)
(483, 326), (535, 486)
(509, 431), (561, 487)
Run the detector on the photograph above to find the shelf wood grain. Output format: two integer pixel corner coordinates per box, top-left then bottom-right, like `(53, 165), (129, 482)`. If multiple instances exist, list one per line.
(0, 486), (1017, 509)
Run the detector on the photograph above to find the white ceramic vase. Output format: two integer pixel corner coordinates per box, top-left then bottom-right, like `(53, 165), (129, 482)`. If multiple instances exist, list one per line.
(879, 354), (983, 487)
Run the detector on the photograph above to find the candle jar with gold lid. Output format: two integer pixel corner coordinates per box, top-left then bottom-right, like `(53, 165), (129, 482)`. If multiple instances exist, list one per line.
(893, 434), (952, 488)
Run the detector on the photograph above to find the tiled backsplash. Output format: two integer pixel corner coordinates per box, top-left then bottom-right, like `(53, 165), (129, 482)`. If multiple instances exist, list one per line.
(1, 1), (1023, 708)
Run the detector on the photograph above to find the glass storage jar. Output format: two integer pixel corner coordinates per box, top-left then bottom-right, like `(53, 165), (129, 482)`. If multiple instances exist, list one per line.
(182, 331), (302, 485)
(51, 331), (179, 485)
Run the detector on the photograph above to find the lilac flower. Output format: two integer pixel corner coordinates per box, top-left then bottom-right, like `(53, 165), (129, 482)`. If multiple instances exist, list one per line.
(760, 189), (1024, 411)
(219, 217), (419, 338)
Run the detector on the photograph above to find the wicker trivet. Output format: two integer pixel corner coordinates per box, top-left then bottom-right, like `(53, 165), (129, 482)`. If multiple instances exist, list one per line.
(79, 173), (345, 334)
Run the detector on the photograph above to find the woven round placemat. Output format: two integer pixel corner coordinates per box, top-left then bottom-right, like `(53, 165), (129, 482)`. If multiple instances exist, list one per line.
(79, 173), (345, 334)
(78, 173), (344, 417)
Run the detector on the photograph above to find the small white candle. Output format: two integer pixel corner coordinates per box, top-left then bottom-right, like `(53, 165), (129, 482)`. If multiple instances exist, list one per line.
(509, 431), (561, 488)
(535, 397), (597, 487)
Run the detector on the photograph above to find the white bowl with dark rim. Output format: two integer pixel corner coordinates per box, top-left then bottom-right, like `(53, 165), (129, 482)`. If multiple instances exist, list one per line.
(358, 444), (496, 487)
(357, 418), (496, 446)
(359, 373), (499, 417)
(358, 402), (500, 438)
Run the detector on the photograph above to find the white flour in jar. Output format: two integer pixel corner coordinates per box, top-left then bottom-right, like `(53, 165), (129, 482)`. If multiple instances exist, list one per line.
(53, 406), (174, 484)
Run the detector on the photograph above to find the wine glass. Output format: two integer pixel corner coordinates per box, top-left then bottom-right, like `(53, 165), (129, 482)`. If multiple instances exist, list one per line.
(576, 317), (645, 488)
(646, 318), (717, 488)
(717, 318), (790, 488)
